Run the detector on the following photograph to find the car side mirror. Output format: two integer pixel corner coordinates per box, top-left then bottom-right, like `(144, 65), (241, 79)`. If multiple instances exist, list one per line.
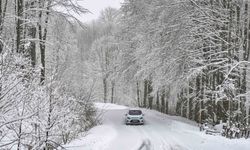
(125, 114), (127, 116)
(142, 114), (145, 116)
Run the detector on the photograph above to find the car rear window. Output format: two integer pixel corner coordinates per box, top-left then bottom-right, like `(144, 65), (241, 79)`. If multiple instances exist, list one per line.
(129, 110), (142, 115)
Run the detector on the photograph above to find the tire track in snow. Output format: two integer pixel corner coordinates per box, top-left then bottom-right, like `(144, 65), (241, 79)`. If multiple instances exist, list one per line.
(140, 124), (186, 150)
(137, 110), (190, 150)
(102, 109), (189, 150)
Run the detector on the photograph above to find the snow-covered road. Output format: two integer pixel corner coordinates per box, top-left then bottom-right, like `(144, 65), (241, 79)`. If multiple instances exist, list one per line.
(64, 103), (250, 150)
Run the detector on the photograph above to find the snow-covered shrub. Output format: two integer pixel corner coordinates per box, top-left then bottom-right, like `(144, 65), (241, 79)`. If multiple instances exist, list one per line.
(0, 49), (40, 149)
(0, 48), (97, 149)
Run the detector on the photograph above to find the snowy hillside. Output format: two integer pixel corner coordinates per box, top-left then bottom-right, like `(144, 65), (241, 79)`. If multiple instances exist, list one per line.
(63, 103), (250, 150)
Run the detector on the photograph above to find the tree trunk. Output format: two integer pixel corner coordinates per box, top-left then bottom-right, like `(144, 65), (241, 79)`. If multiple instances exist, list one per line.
(161, 90), (165, 113)
(38, 0), (50, 84)
(246, 1), (250, 125)
(103, 78), (107, 103)
(136, 81), (141, 107)
(148, 80), (153, 109)
(246, 100), (250, 125)
(45, 91), (53, 150)
(17, 101), (26, 150)
(194, 75), (199, 122)
(17, 120), (23, 150)
(111, 81), (115, 103)
(165, 87), (170, 114)
(0, 0), (7, 96)
(0, 0), (7, 36)
(227, 0), (233, 126)
(0, 0), (2, 27)
(165, 96), (168, 114)
(16, 0), (24, 53)
(143, 80), (148, 108)
(243, 0), (250, 125)
(26, 1), (37, 67)
(180, 100), (183, 117)
(186, 86), (190, 119)
(156, 91), (159, 111)
(30, 26), (36, 67)
(200, 74), (204, 123)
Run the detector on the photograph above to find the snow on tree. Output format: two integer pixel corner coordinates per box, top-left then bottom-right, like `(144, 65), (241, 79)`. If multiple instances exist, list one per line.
(0, 0), (97, 149)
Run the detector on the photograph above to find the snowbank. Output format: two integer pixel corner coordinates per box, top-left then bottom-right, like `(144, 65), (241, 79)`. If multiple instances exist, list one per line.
(62, 125), (117, 150)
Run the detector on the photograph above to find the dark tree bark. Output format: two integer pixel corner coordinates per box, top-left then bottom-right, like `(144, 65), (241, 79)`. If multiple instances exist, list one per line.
(165, 95), (168, 114)
(0, 0), (7, 96)
(25, 1), (37, 67)
(156, 91), (159, 111)
(148, 80), (153, 109)
(161, 90), (165, 113)
(38, 0), (51, 84)
(165, 86), (170, 114)
(16, 0), (24, 53)
(243, 1), (250, 125)
(111, 81), (115, 103)
(143, 80), (148, 108)
(186, 87), (190, 119)
(0, 0), (2, 26)
(29, 27), (36, 67)
(136, 81), (141, 107)
(17, 120), (23, 150)
(103, 78), (107, 103)
(45, 90), (53, 150)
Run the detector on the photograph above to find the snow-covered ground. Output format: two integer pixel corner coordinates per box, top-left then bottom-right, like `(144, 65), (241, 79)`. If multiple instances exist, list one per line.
(94, 102), (128, 110)
(64, 103), (250, 150)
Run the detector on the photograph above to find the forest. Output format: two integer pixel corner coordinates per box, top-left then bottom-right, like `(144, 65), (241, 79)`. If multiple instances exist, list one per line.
(86, 0), (250, 126)
(1, 0), (250, 149)
(0, 0), (97, 149)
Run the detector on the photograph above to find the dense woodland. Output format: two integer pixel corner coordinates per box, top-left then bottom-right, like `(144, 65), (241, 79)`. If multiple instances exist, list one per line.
(116, 0), (250, 126)
(117, 0), (250, 126)
(82, 0), (250, 127)
(1, 0), (250, 149)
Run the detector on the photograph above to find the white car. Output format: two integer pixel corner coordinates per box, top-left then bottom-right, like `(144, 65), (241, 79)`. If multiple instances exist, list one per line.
(125, 109), (144, 125)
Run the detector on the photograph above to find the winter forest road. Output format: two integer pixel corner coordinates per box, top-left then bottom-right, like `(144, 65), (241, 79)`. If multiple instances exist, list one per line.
(100, 108), (189, 150)
(64, 103), (250, 150)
